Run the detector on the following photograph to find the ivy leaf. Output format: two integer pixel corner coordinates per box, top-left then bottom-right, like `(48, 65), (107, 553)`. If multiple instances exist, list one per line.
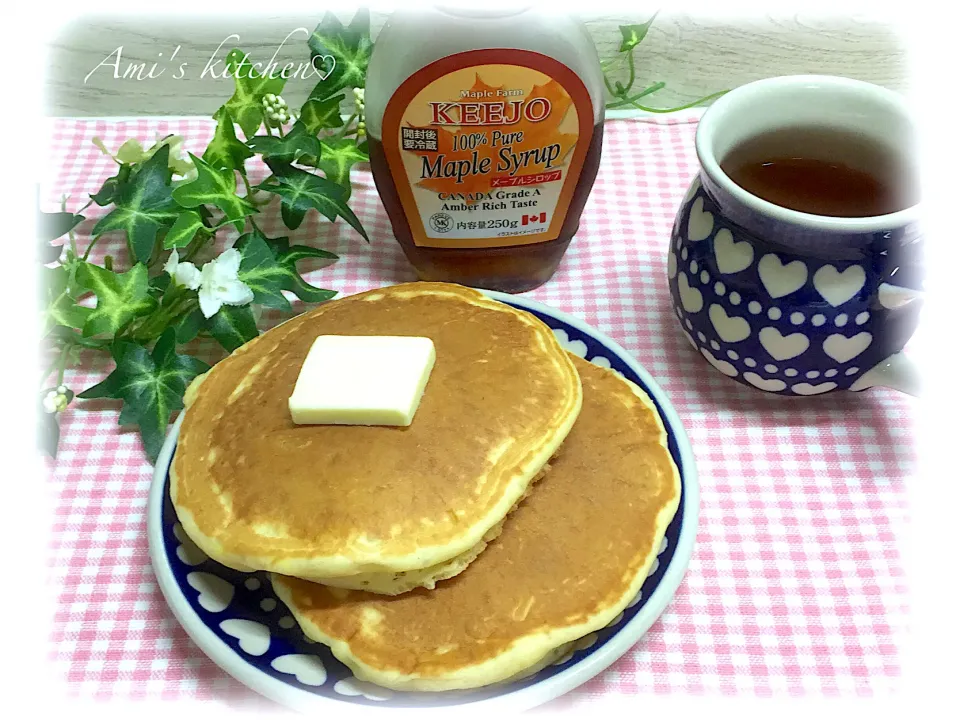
(174, 308), (205, 343)
(261, 234), (338, 303)
(258, 161), (368, 239)
(172, 153), (257, 232)
(203, 106), (255, 173)
(90, 164), (133, 207)
(78, 329), (210, 463)
(222, 48), (286, 139)
(91, 146), (180, 262)
(317, 137), (367, 198)
(39, 210), (83, 242)
(247, 121), (322, 165)
(163, 211), (205, 250)
(75, 262), (157, 337)
(308, 9), (373, 99)
(619, 15), (658, 52)
(299, 91), (345, 135)
(234, 232), (292, 311)
(41, 265), (92, 334)
(205, 305), (259, 352)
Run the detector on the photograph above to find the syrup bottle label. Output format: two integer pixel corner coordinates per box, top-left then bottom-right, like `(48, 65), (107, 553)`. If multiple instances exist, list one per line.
(381, 49), (594, 249)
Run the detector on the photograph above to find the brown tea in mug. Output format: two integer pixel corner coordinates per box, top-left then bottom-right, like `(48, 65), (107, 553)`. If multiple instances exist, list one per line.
(720, 126), (918, 217)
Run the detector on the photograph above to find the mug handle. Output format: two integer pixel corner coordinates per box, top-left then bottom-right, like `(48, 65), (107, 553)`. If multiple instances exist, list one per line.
(849, 282), (924, 397)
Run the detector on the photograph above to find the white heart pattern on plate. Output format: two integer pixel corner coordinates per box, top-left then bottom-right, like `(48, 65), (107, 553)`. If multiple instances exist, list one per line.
(791, 382), (838, 395)
(678, 272), (703, 313)
(219, 619), (271, 656)
(813, 264), (866, 307)
(713, 229), (754, 274)
(174, 523), (208, 566)
(686, 197), (714, 242)
(552, 328), (587, 358)
(270, 654), (327, 686)
(334, 678), (394, 701)
(743, 372), (787, 392)
(186, 571), (234, 613)
(701, 348), (738, 377)
(708, 304), (751, 343)
(822, 332), (872, 363)
(758, 327), (809, 361)
(758, 254), (808, 299)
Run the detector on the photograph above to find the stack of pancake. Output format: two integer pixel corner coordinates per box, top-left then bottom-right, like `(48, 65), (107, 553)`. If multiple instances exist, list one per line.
(171, 283), (681, 692)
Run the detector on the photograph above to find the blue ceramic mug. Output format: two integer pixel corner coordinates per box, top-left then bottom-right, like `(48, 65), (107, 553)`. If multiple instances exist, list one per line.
(668, 75), (923, 396)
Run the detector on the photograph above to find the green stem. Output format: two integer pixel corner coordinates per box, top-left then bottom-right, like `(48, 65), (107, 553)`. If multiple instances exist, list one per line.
(605, 81), (667, 109)
(55, 343), (70, 387)
(625, 49), (637, 96)
(336, 113), (358, 140)
(610, 89), (728, 113)
(240, 171), (255, 199)
(81, 234), (101, 261)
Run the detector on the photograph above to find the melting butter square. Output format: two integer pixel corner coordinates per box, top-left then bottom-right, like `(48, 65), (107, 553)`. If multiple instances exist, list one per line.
(288, 335), (436, 426)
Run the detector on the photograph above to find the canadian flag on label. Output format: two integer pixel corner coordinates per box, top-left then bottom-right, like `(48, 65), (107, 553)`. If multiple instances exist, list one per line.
(522, 212), (547, 226)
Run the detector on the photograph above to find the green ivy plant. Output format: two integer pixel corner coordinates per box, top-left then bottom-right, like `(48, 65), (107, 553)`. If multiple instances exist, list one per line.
(38, 10), (372, 462)
(38, 9), (725, 464)
(603, 13), (728, 112)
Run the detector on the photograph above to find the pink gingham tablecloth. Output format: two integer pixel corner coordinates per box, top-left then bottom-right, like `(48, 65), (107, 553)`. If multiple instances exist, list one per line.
(41, 115), (914, 705)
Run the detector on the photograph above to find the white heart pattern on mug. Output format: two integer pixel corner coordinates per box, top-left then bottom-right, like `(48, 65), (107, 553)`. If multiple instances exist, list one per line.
(791, 382), (838, 395)
(680, 176), (702, 210)
(743, 372), (786, 392)
(686, 197), (714, 242)
(678, 272), (703, 313)
(713, 229), (754, 274)
(878, 282), (924, 309)
(758, 254), (808, 298)
(822, 332), (872, 363)
(758, 327), (809, 361)
(813, 264), (866, 307)
(701, 348), (739, 377)
(708, 304), (751, 342)
(219, 619), (271, 656)
(270, 654), (328, 686)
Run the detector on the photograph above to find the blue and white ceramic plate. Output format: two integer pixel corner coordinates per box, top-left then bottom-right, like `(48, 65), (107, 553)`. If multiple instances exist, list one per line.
(147, 291), (699, 714)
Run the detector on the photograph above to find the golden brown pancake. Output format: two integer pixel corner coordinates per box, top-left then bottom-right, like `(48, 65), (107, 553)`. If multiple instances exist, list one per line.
(271, 357), (682, 691)
(170, 283), (581, 590)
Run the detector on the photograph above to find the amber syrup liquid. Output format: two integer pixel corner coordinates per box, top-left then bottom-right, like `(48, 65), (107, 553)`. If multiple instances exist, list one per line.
(369, 123), (604, 293)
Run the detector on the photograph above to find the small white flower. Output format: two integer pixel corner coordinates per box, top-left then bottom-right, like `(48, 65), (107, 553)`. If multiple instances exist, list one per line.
(42, 391), (60, 414)
(198, 248), (255, 319)
(164, 250), (202, 290)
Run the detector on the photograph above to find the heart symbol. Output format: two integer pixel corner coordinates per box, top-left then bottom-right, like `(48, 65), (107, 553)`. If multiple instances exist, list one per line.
(686, 197), (714, 241)
(823, 332), (872, 363)
(311, 54), (337, 81)
(334, 678), (394, 701)
(813, 264), (866, 307)
(678, 272), (703, 313)
(271, 654), (327, 686)
(758, 254), (808, 298)
(708, 304), (751, 343)
(743, 372), (787, 392)
(552, 328), (587, 358)
(701, 348), (739, 377)
(680, 176), (702, 209)
(713, 229), (754, 274)
(186, 571), (234, 612)
(878, 282), (924, 309)
(668, 250), (677, 279)
(758, 327), (810, 361)
(219, 619), (271, 656)
(791, 382), (838, 395)
(174, 523), (207, 566)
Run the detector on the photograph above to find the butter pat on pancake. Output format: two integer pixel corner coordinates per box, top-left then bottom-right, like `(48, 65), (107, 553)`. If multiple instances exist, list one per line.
(288, 335), (436, 427)
(170, 283), (582, 587)
(271, 357), (682, 691)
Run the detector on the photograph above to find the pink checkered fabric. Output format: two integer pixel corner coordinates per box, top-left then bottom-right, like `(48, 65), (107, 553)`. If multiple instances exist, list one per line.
(41, 116), (914, 705)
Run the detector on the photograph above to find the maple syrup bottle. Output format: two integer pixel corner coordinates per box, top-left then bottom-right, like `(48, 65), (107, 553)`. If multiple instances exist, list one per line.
(366, 6), (605, 292)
